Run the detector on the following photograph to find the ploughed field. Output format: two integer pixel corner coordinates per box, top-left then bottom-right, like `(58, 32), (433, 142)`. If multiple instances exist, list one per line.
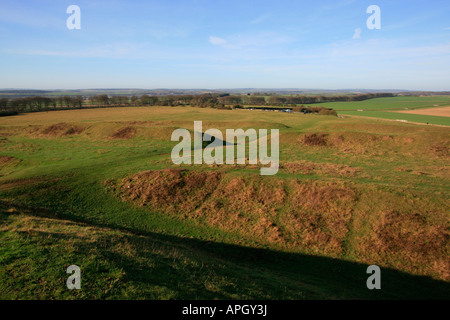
(395, 106), (450, 117)
(0, 106), (449, 299)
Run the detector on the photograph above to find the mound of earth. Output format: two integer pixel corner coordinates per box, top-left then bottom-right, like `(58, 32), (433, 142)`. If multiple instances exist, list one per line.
(40, 123), (84, 136)
(109, 126), (136, 139)
(112, 168), (449, 281)
(297, 131), (432, 157)
(358, 210), (450, 281)
(116, 169), (357, 255)
(301, 133), (328, 146)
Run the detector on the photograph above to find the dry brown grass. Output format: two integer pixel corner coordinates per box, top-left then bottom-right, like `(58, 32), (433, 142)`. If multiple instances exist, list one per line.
(362, 210), (449, 280)
(282, 161), (360, 177)
(282, 180), (356, 256)
(0, 156), (21, 177)
(294, 129), (449, 158)
(349, 185), (450, 281)
(301, 133), (328, 146)
(125, 121), (155, 127)
(0, 210), (102, 243)
(40, 123), (84, 137)
(0, 156), (16, 166)
(114, 168), (449, 280)
(117, 169), (357, 254)
(430, 144), (449, 158)
(120, 169), (222, 213)
(395, 106), (450, 117)
(109, 126), (136, 139)
(298, 132), (381, 155)
(395, 166), (449, 180)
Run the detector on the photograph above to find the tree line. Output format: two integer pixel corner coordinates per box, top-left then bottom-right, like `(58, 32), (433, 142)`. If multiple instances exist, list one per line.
(0, 92), (395, 116)
(0, 96), (82, 115)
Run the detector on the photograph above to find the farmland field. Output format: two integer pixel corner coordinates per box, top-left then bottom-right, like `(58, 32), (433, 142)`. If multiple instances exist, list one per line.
(317, 96), (450, 126)
(395, 106), (450, 117)
(319, 96), (450, 111)
(0, 106), (449, 299)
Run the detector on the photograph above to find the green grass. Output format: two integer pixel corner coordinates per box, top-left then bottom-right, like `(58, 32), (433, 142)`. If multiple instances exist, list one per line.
(315, 96), (450, 126)
(318, 96), (450, 111)
(1, 204), (449, 300)
(0, 205), (313, 300)
(235, 96), (450, 125)
(0, 106), (449, 299)
(338, 110), (450, 126)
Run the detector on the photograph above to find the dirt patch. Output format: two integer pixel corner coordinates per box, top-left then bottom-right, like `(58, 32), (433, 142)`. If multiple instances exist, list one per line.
(301, 133), (328, 146)
(109, 126), (136, 139)
(430, 144), (449, 158)
(0, 156), (16, 166)
(40, 123), (84, 136)
(64, 126), (84, 135)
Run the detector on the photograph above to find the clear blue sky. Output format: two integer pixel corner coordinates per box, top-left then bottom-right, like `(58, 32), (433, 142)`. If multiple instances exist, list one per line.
(1, 0), (449, 90)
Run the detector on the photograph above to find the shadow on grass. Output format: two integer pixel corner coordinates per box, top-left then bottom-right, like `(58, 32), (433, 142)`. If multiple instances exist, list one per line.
(1, 199), (449, 300)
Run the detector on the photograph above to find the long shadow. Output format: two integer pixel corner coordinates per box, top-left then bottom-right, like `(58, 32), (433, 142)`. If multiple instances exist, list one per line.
(1, 200), (449, 300)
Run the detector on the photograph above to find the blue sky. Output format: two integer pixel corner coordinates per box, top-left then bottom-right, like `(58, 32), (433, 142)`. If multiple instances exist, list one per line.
(0, 0), (449, 90)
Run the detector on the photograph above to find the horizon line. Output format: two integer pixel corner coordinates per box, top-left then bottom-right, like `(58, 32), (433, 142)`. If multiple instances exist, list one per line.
(1, 88), (450, 92)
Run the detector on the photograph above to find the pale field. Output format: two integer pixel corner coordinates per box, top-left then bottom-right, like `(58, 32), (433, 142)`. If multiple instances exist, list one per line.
(0, 107), (288, 126)
(395, 106), (450, 117)
(0, 106), (342, 130)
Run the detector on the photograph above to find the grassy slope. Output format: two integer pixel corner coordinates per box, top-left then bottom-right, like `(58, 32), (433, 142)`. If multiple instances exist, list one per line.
(2, 203), (449, 300)
(0, 106), (449, 299)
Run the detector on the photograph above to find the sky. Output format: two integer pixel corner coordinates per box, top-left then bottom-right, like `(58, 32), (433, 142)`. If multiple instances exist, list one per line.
(0, 0), (449, 90)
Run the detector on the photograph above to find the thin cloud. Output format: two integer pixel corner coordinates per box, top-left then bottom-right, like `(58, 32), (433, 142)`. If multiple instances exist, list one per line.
(209, 32), (295, 49)
(9, 43), (146, 59)
(250, 14), (270, 25)
(209, 36), (227, 46)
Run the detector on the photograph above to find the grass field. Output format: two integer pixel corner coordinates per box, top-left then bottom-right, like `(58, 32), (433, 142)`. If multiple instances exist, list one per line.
(319, 96), (450, 111)
(0, 106), (449, 299)
(317, 96), (450, 126)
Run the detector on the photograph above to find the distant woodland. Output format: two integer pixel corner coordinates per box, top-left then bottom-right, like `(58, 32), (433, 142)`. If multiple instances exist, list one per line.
(0, 92), (396, 116)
